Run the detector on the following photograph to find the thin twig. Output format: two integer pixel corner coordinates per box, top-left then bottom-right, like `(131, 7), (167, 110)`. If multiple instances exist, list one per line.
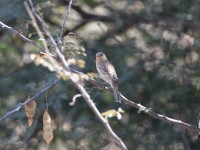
(28, 0), (69, 70)
(75, 82), (128, 150)
(24, 1), (61, 75)
(69, 94), (82, 106)
(0, 78), (60, 122)
(0, 21), (45, 53)
(59, 0), (73, 39)
(89, 78), (200, 133)
(24, 1), (49, 52)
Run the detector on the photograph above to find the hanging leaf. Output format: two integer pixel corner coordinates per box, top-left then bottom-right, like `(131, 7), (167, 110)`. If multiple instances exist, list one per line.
(43, 110), (53, 144)
(24, 100), (36, 126)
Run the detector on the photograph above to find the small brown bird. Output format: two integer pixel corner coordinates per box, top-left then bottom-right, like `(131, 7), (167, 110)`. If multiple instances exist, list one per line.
(96, 52), (121, 103)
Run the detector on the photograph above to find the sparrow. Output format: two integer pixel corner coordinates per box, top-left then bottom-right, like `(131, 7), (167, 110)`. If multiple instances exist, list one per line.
(96, 52), (121, 103)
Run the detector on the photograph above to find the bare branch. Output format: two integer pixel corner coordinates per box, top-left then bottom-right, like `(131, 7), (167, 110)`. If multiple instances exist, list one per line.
(24, 1), (61, 74)
(89, 78), (200, 133)
(75, 83), (128, 150)
(24, 1), (49, 52)
(0, 78), (60, 122)
(0, 21), (45, 53)
(28, 0), (69, 70)
(59, 0), (73, 39)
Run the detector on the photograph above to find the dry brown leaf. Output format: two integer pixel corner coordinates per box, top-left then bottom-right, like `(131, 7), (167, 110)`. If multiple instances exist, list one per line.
(24, 100), (36, 126)
(43, 110), (53, 144)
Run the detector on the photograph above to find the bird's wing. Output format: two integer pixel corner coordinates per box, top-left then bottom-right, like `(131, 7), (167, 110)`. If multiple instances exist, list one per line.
(99, 60), (118, 82)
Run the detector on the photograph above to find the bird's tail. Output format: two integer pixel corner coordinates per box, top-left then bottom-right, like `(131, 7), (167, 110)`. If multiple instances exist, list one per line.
(111, 82), (121, 103)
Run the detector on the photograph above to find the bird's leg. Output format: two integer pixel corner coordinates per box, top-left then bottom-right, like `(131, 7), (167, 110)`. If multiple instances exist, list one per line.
(96, 80), (109, 90)
(98, 81), (106, 90)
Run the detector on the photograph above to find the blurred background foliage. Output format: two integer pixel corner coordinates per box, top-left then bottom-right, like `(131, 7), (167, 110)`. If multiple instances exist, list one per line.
(1, 0), (200, 149)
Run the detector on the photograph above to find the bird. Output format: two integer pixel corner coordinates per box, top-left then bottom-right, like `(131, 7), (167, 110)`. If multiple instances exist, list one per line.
(96, 52), (121, 103)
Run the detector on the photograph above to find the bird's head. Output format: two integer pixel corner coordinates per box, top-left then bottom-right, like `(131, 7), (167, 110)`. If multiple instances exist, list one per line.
(96, 52), (107, 61)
